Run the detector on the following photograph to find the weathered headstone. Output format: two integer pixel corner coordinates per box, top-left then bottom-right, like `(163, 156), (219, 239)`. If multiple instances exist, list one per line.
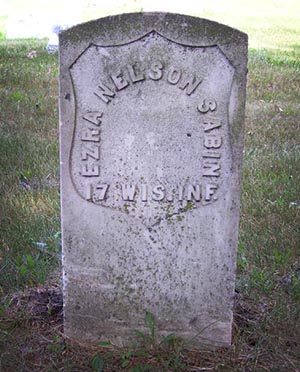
(59, 12), (247, 348)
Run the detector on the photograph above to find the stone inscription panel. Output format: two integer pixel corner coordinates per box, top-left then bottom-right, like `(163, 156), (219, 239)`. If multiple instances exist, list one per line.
(69, 32), (234, 225)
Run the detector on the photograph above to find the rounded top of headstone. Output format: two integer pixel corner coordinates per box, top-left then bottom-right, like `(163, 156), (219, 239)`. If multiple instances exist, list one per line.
(59, 12), (247, 71)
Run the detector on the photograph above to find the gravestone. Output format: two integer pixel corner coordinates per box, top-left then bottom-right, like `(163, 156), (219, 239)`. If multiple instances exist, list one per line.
(59, 12), (247, 348)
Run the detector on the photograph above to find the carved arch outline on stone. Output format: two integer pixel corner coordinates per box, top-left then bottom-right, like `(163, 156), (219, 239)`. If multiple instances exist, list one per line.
(67, 30), (235, 225)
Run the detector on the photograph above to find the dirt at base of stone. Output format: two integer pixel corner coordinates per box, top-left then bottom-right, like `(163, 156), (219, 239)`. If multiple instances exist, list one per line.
(8, 285), (63, 320)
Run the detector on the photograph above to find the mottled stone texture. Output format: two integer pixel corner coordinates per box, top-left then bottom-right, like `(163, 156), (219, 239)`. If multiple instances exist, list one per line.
(59, 12), (247, 349)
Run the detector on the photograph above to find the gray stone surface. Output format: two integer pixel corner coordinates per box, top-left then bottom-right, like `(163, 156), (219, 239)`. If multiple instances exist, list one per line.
(59, 12), (247, 349)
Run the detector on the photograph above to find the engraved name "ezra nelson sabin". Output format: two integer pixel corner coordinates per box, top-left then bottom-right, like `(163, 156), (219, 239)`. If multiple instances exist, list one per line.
(69, 31), (234, 225)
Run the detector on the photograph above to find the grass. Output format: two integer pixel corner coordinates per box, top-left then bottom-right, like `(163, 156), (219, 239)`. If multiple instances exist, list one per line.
(0, 3), (300, 371)
(0, 16), (7, 40)
(0, 40), (60, 293)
